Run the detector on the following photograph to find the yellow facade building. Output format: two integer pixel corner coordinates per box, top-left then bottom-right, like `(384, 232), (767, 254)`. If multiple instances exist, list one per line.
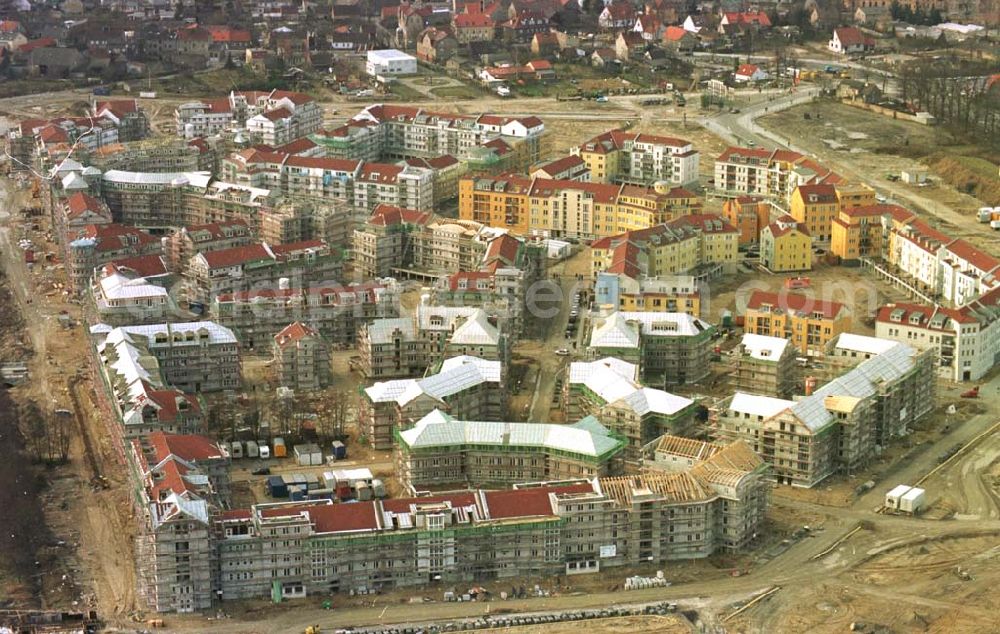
(744, 290), (852, 355)
(458, 175), (701, 241)
(760, 215), (812, 272)
(590, 214), (739, 280)
(831, 203), (914, 263)
(790, 183), (840, 241)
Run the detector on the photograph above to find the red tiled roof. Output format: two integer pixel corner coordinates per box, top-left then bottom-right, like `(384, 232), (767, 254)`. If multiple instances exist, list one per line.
(358, 162), (402, 183)
(270, 239), (326, 257)
(274, 321), (320, 347)
(746, 290), (845, 319)
(149, 432), (223, 464)
(65, 192), (105, 218)
(204, 25), (252, 43)
(219, 509), (252, 521)
(82, 223), (160, 253)
(184, 219), (250, 241)
(736, 64), (760, 77)
(534, 154), (585, 176)
(309, 503), (380, 533)
(381, 492), (478, 514)
(484, 234), (521, 266)
(875, 302), (975, 327)
(945, 239), (1000, 274)
(261, 107), (292, 121)
(109, 254), (169, 278)
(663, 26), (689, 41)
(284, 155), (360, 172)
(200, 244), (272, 268)
(274, 137), (317, 155)
(447, 271), (494, 291)
(368, 204), (432, 227)
(454, 12), (494, 27)
(485, 483), (593, 519)
(796, 183), (838, 203)
(834, 27), (874, 48)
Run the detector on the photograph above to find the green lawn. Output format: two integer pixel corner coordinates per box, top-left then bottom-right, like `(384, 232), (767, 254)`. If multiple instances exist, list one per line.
(431, 85), (487, 99)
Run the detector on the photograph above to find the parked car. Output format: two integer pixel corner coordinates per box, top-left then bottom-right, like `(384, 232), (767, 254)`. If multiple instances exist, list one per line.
(555, 348), (570, 356)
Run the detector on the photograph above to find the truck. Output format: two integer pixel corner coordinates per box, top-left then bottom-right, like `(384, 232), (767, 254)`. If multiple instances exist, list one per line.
(92, 86), (111, 96)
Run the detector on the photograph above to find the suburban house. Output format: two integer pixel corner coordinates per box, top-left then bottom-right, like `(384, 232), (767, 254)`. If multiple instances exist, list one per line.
(829, 27), (875, 55)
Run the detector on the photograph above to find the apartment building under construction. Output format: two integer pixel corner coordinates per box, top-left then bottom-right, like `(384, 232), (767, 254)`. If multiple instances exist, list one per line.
(210, 438), (767, 604)
(710, 336), (936, 487)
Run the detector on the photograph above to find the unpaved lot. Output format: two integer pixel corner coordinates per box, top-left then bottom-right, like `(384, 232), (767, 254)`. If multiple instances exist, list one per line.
(759, 101), (1000, 252)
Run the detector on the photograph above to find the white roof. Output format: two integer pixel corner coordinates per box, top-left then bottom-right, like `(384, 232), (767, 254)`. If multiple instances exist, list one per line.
(448, 310), (500, 346)
(740, 333), (789, 360)
(102, 170), (212, 186)
(833, 333), (899, 356)
(901, 487), (924, 500)
(568, 358), (640, 403)
(729, 392), (795, 418)
(416, 304), (480, 332)
(102, 321), (238, 348)
(398, 410), (622, 458)
(791, 343), (917, 432)
(616, 311), (713, 337)
(590, 313), (641, 349)
(61, 172), (89, 190)
(368, 48), (415, 62)
(620, 387), (693, 416)
(366, 317), (415, 344)
(98, 272), (168, 301)
(365, 355), (501, 406)
(567, 358), (691, 416)
(886, 484), (912, 498)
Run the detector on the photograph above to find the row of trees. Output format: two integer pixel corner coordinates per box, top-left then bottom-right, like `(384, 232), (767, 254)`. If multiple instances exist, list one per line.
(898, 59), (1000, 143)
(889, 0), (945, 26)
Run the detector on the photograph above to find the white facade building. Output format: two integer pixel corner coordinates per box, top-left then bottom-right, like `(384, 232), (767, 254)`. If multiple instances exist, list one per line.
(366, 49), (417, 77)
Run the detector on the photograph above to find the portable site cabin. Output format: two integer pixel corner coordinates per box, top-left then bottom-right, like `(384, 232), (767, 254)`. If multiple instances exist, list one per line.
(267, 475), (288, 498)
(246, 440), (259, 459)
(273, 437), (287, 458)
(330, 440), (347, 460)
(899, 487), (925, 514)
(884, 484), (911, 510)
(229, 441), (244, 459)
(294, 443), (323, 466)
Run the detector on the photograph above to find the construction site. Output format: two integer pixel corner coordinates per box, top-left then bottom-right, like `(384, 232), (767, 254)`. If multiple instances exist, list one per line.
(1, 80), (999, 634)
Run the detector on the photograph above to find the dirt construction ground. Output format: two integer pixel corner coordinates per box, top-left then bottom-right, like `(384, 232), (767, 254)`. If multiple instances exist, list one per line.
(759, 101), (999, 252)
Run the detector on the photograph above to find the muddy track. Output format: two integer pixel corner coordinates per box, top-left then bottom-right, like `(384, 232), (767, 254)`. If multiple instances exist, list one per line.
(66, 374), (102, 482)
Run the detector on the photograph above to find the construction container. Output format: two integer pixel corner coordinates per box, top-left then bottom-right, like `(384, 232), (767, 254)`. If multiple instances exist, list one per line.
(884, 484), (911, 510)
(294, 443), (323, 466)
(372, 479), (386, 498)
(307, 487), (334, 500)
(305, 475), (322, 491)
(804, 376), (818, 396)
(322, 472), (338, 489)
(331, 441), (347, 460)
(246, 441), (260, 459)
(979, 207), (994, 223)
(336, 484), (352, 500)
(267, 475), (288, 498)
(991, 219), (1000, 231)
(229, 441), (244, 459)
(273, 437), (287, 458)
(720, 310), (732, 329)
(288, 485), (306, 502)
(329, 468), (374, 488)
(900, 487), (925, 514)
(355, 481), (372, 501)
(259, 444), (271, 459)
